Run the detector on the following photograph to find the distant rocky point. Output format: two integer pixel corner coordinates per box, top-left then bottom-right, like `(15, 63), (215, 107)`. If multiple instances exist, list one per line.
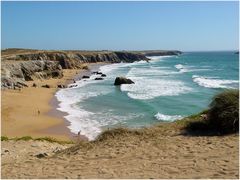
(1, 48), (182, 89)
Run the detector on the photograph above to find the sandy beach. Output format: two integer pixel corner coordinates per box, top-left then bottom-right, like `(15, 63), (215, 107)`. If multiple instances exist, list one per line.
(1, 63), (105, 141)
(2, 69), (80, 140)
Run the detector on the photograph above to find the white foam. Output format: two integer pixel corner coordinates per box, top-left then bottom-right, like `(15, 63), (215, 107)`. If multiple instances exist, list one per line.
(127, 67), (179, 77)
(192, 75), (239, 89)
(119, 65), (193, 100)
(55, 75), (112, 140)
(175, 64), (210, 73)
(175, 64), (184, 70)
(121, 78), (192, 100)
(146, 55), (173, 61)
(99, 62), (129, 74)
(154, 113), (183, 121)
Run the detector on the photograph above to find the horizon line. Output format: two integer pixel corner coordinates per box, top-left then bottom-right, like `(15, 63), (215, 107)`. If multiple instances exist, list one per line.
(1, 47), (239, 52)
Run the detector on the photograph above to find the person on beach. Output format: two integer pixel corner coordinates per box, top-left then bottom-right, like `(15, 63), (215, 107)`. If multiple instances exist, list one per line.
(38, 110), (40, 115)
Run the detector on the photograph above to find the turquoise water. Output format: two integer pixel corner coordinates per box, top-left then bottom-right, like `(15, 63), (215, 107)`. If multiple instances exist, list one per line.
(56, 51), (239, 140)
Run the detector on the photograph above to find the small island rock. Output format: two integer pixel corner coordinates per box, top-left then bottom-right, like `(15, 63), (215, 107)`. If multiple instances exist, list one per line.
(114, 77), (134, 85)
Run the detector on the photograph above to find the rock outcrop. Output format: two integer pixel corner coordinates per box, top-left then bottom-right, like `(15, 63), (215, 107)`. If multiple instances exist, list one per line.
(114, 77), (134, 86)
(1, 60), (63, 89)
(2, 50), (149, 69)
(1, 49), (182, 89)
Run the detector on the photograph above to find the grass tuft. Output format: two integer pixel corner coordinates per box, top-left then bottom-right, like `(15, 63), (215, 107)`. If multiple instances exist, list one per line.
(1, 136), (73, 144)
(14, 136), (33, 141)
(1, 136), (9, 141)
(35, 137), (74, 144)
(95, 127), (143, 142)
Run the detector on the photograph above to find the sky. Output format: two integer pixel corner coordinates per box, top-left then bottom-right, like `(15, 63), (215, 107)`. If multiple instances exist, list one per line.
(1, 1), (239, 51)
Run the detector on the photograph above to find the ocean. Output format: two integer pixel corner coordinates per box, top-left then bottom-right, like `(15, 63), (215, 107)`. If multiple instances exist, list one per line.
(56, 51), (239, 140)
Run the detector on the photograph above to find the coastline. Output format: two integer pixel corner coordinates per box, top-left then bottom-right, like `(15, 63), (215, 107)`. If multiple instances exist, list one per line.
(1, 63), (109, 140)
(1, 62), (109, 141)
(45, 62), (109, 141)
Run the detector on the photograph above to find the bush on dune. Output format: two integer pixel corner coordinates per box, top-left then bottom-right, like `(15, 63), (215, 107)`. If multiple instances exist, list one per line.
(208, 89), (239, 134)
(185, 89), (239, 135)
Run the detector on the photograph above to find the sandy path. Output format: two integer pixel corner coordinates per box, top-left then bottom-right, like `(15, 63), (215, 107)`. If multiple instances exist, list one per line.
(1, 132), (238, 179)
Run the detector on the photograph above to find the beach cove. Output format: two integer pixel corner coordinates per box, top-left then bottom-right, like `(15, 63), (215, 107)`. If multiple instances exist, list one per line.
(2, 62), (108, 141)
(1, 49), (239, 179)
(1, 49), (180, 140)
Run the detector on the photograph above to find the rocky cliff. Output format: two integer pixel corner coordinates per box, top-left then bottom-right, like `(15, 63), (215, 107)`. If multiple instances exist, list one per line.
(1, 49), (182, 89)
(1, 60), (63, 89)
(2, 50), (149, 69)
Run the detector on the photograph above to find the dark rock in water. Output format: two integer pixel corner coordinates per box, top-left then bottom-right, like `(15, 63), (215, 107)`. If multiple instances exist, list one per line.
(82, 75), (90, 79)
(36, 153), (48, 158)
(92, 71), (98, 74)
(95, 77), (104, 80)
(114, 77), (134, 85)
(42, 84), (50, 88)
(32, 83), (37, 87)
(57, 84), (66, 88)
(68, 84), (78, 88)
(101, 74), (107, 77)
(96, 72), (102, 75)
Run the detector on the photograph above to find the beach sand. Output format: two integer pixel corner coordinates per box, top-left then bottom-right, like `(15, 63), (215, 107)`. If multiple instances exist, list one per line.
(1, 128), (239, 179)
(1, 68), (90, 140)
(1, 62), (107, 140)
(2, 69), (79, 140)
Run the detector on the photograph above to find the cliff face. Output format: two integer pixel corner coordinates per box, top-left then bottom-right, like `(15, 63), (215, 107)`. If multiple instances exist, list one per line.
(1, 60), (63, 89)
(3, 51), (149, 69)
(1, 49), (181, 89)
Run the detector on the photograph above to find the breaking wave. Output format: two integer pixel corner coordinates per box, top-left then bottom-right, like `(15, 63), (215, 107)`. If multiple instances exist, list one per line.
(154, 113), (183, 121)
(192, 75), (239, 89)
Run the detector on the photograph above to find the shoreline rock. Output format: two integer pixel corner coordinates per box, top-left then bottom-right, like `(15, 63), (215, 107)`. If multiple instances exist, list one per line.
(114, 77), (134, 86)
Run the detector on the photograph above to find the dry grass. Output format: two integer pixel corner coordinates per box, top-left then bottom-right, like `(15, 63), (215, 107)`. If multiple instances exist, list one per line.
(1, 136), (74, 145)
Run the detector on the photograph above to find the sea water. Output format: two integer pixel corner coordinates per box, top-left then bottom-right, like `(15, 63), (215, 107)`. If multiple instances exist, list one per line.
(56, 51), (239, 140)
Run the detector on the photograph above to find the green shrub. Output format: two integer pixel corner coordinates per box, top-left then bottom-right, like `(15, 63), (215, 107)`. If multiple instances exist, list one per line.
(95, 127), (142, 142)
(1, 136), (9, 141)
(14, 136), (33, 141)
(208, 89), (239, 134)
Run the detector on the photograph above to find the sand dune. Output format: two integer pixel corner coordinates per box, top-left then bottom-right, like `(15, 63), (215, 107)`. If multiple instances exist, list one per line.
(1, 125), (239, 179)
